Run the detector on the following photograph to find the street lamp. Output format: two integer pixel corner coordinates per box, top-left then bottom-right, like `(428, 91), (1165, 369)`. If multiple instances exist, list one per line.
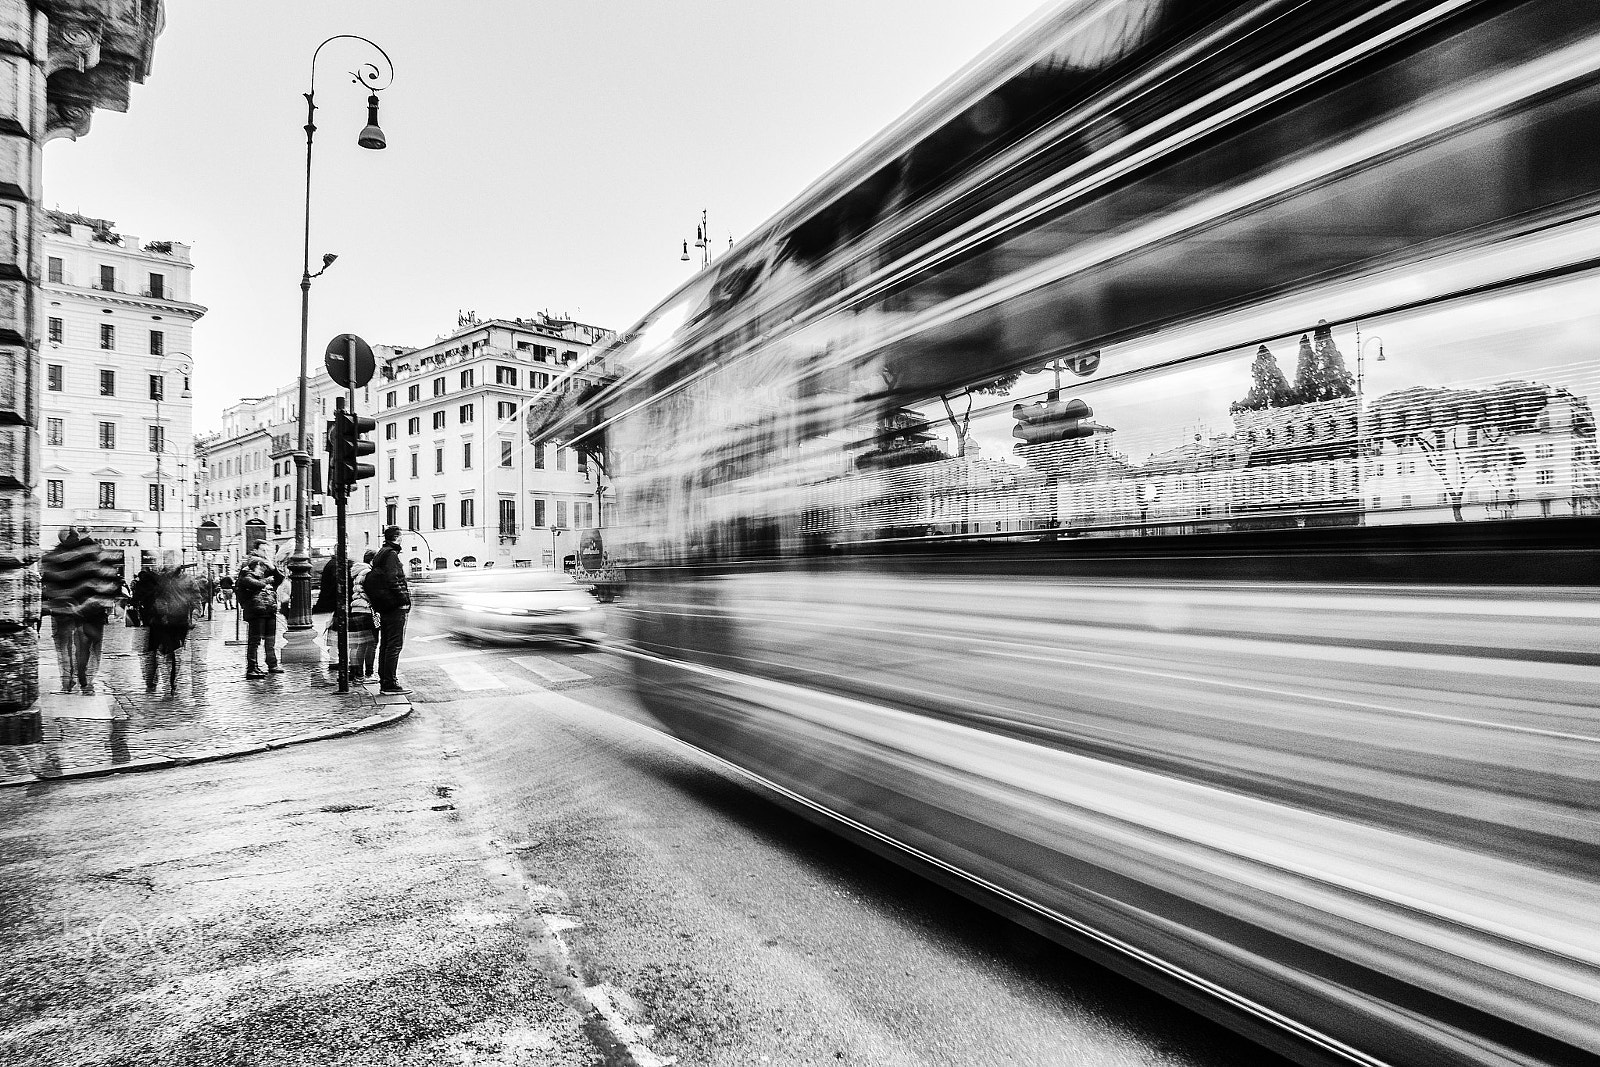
(680, 209), (729, 269)
(286, 35), (393, 658)
(152, 351), (190, 565)
(1354, 326), (1385, 514)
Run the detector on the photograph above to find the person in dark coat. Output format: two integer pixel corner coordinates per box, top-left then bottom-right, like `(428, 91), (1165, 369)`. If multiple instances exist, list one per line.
(363, 526), (411, 694)
(39, 528), (118, 695)
(235, 541), (284, 678)
(132, 567), (201, 695)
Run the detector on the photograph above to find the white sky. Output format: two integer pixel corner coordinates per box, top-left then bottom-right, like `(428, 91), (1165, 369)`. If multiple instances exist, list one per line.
(43, 0), (1047, 433)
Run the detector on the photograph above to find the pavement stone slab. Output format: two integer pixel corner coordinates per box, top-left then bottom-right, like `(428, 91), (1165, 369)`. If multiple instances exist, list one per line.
(2, 615), (403, 786)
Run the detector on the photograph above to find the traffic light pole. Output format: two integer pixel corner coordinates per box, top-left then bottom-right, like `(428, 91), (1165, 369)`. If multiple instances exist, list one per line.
(332, 393), (351, 695)
(323, 332), (378, 694)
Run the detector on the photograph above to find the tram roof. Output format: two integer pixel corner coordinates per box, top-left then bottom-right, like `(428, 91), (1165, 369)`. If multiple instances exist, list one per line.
(611, 0), (1198, 347)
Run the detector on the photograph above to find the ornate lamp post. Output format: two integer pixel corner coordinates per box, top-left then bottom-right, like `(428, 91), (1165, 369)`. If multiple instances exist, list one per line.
(152, 352), (191, 566)
(285, 35), (393, 659)
(679, 209), (730, 268)
(1355, 327), (1385, 515)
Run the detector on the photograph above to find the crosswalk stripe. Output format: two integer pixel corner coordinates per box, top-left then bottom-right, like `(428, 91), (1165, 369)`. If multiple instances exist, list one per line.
(408, 649), (490, 663)
(414, 633), (452, 643)
(513, 656), (589, 684)
(439, 659), (506, 691)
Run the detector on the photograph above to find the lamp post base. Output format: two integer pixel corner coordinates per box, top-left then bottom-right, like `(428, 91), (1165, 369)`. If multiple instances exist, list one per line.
(279, 625), (324, 664)
(281, 552), (323, 664)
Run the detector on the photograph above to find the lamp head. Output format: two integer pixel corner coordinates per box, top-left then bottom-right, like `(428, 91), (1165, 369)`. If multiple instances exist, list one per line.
(680, 240), (690, 262)
(322, 253), (338, 270)
(1376, 345), (1386, 362)
(358, 94), (387, 150)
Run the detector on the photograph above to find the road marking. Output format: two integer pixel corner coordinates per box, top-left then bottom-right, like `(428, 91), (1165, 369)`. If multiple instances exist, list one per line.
(439, 659), (506, 691)
(414, 633), (452, 643)
(408, 649), (490, 663)
(513, 656), (589, 684)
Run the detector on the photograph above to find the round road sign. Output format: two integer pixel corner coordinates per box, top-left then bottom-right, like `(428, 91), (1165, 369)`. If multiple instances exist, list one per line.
(325, 333), (376, 388)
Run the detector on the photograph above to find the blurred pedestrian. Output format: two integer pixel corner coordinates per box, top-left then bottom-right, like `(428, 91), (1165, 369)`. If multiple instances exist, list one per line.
(364, 526), (411, 695)
(133, 567), (201, 695)
(39, 528), (115, 695)
(236, 541), (284, 679)
(39, 529), (83, 693)
(126, 571), (146, 627)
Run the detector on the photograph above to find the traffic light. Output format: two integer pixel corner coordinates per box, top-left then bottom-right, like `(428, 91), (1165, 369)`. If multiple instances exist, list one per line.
(1013, 390), (1093, 447)
(327, 407), (376, 494)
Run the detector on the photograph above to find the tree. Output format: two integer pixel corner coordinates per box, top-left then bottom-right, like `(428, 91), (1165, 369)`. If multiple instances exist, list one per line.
(1230, 344), (1294, 413)
(1368, 381), (1548, 521)
(938, 371), (1021, 458)
(1291, 319), (1357, 404)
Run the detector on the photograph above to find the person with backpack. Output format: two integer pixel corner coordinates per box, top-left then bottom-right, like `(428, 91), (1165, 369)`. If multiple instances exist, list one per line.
(235, 541), (284, 679)
(363, 526), (411, 695)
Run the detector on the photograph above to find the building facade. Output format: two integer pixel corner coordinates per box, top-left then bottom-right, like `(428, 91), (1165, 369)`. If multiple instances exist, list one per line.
(198, 366), (383, 575)
(377, 314), (614, 573)
(1, 0), (165, 727)
(39, 210), (204, 576)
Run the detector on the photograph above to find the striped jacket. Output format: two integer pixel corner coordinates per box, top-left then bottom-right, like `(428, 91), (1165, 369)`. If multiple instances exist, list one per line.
(40, 534), (119, 619)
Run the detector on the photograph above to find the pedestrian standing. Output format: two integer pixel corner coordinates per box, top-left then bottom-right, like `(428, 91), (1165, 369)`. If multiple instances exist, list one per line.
(133, 567), (200, 695)
(364, 525), (412, 695)
(354, 550), (378, 680)
(320, 552), (378, 683)
(218, 573), (234, 609)
(236, 541), (284, 679)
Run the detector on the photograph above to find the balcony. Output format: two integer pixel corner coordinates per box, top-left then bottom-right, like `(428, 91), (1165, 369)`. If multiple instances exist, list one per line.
(268, 433), (305, 459)
(497, 521), (518, 544)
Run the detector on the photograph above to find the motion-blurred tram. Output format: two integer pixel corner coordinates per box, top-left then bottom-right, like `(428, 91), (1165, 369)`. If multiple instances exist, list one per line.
(536, 2), (1600, 1063)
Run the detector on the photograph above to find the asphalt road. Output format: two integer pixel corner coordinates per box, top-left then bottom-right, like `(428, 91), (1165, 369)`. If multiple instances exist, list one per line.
(392, 614), (1290, 1067)
(0, 616), (1292, 1067)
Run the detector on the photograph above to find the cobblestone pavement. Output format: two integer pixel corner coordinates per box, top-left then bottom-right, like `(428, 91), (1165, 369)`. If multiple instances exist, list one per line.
(0, 612), (405, 786)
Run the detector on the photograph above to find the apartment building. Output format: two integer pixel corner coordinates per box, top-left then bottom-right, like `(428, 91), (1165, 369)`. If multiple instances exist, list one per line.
(197, 366), (384, 573)
(38, 211), (206, 577)
(377, 313), (614, 572)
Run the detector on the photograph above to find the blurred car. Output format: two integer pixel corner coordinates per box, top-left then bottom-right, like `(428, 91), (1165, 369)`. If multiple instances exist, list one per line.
(426, 568), (603, 644)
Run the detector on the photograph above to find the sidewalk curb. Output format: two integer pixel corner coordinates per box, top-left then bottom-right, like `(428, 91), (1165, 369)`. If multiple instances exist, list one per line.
(0, 701), (413, 789)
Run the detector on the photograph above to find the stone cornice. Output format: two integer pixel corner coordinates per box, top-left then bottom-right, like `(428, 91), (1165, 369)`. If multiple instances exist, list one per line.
(41, 281), (206, 320)
(42, 1), (165, 142)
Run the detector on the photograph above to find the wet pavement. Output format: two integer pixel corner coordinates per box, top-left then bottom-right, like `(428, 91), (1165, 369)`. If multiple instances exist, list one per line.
(0, 613), (407, 787)
(0, 711), (598, 1067)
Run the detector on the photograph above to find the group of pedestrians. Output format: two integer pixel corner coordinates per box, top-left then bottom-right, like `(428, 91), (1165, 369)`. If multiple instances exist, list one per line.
(40, 527), (204, 697)
(39, 524), (413, 698)
(231, 525), (411, 694)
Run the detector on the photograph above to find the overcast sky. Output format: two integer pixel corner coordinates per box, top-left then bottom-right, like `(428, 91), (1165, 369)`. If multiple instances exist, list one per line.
(44, 0), (1046, 432)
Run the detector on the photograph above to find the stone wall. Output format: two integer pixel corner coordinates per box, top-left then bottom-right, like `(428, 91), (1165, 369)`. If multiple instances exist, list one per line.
(0, 0), (162, 735)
